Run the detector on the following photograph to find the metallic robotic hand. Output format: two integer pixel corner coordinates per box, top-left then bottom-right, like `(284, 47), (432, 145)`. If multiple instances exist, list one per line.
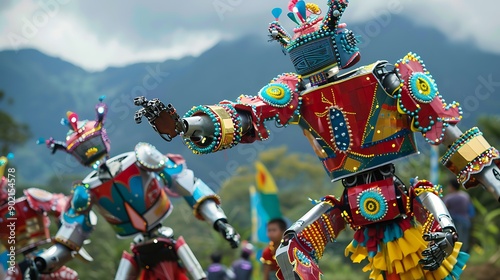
(419, 228), (458, 271)
(215, 220), (240, 249)
(133, 96), (186, 141)
(416, 181), (459, 271)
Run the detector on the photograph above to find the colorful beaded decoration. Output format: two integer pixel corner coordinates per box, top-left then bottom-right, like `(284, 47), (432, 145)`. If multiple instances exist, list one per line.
(356, 187), (388, 222)
(183, 105), (221, 154)
(294, 248), (312, 266)
(458, 147), (499, 185)
(412, 179), (440, 197)
(441, 127), (482, 165)
(258, 83), (294, 107)
(134, 142), (167, 170)
(408, 72), (438, 103)
(183, 104), (242, 154)
(328, 107), (351, 152)
(269, 0), (358, 76)
(298, 197), (340, 261)
(394, 52), (462, 144)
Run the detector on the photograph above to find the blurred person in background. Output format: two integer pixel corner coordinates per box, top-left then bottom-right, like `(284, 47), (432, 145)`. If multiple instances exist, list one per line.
(231, 241), (254, 280)
(443, 179), (475, 253)
(207, 252), (235, 280)
(261, 218), (287, 280)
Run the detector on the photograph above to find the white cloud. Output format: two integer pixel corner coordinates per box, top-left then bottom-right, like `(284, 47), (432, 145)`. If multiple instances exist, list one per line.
(337, 0), (500, 54)
(0, 0), (499, 71)
(0, 0), (227, 71)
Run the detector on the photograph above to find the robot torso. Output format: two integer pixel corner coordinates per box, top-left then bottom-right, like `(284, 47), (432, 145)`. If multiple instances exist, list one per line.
(83, 151), (173, 237)
(298, 61), (418, 181)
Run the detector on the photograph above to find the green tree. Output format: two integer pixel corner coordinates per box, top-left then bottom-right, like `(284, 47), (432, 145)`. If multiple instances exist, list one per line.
(478, 115), (500, 145)
(0, 90), (31, 154)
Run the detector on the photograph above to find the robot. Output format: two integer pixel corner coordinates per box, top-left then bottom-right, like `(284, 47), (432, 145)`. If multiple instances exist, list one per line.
(34, 97), (240, 280)
(0, 153), (91, 280)
(133, 1), (500, 278)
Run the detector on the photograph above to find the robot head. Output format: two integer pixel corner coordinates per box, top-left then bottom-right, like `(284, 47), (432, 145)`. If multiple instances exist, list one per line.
(241, 241), (254, 257)
(268, 0), (360, 79)
(0, 153), (14, 204)
(39, 96), (110, 169)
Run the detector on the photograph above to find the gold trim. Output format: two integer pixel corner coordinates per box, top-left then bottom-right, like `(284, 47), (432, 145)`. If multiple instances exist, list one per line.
(449, 135), (491, 171)
(55, 237), (81, 251)
(207, 106), (235, 150)
(192, 195), (222, 220)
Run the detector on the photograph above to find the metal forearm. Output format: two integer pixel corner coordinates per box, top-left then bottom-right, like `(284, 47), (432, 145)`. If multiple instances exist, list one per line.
(34, 209), (93, 273)
(442, 125), (463, 147)
(34, 243), (74, 273)
(474, 164), (500, 201)
(285, 201), (332, 236)
(172, 172), (239, 248)
(54, 221), (90, 251)
(183, 116), (215, 139)
(198, 200), (227, 226)
(183, 111), (253, 138)
(418, 192), (455, 231)
(168, 167), (225, 221)
(181, 106), (253, 154)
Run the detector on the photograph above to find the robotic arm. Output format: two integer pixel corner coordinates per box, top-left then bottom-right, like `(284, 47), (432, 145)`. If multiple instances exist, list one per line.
(34, 183), (95, 273)
(395, 53), (500, 201)
(163, 160), (240, 248)
(133, 142), (240, 248)
(134, 73), (303, 154)
(37, 137), (67, 154)
(413, 180), (457, 271)
(276, 196), (346, 280)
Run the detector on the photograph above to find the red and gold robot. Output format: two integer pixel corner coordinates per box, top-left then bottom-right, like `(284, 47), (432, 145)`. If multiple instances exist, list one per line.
(0, 154), (92, 280)
(35, 97), (240, 280)
(133, 0), (500, 279)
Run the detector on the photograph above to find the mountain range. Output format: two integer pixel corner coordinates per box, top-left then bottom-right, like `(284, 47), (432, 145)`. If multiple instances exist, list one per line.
(1, 16), (499, 190)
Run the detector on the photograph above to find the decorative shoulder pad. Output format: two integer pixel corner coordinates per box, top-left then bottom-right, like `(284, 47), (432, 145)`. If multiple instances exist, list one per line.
(134, 142), (167, 171)
(395, 53), (462, 144)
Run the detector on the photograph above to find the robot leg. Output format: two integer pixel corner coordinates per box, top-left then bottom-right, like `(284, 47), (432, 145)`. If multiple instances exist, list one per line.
(114, 251), (139, 280)
(174, 236), (206, 280)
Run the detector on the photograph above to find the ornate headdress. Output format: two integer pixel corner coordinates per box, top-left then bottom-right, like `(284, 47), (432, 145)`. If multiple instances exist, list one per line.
(269, 0), (360, 85)
(38, 96), (110, 169)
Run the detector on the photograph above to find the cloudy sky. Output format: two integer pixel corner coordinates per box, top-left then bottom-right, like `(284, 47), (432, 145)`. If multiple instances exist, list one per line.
(1, 0), (499, 72)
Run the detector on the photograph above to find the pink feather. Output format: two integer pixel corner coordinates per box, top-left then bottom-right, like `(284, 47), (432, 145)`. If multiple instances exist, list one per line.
(288, 0), (298, 12)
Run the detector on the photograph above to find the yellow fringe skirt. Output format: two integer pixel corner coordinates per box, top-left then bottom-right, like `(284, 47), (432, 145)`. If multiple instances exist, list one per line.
(345, 220), (469, 280)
